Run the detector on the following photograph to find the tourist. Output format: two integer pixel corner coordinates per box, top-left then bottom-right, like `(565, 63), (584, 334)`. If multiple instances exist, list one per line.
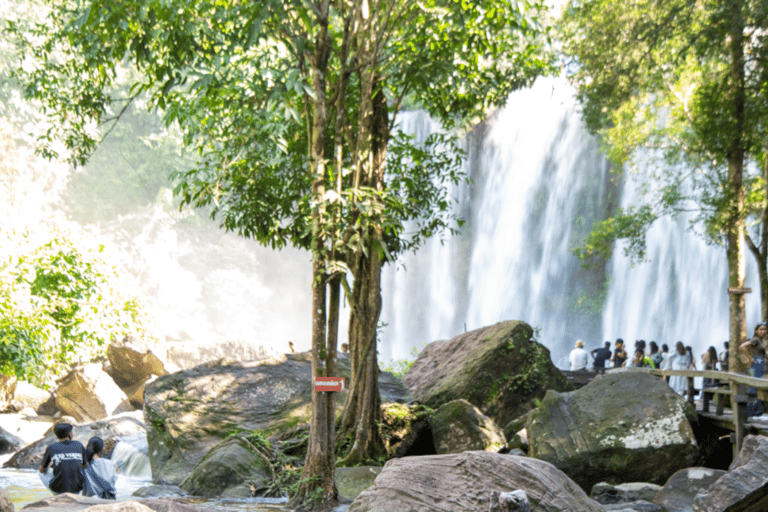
(686, 346), (697, 370)
(720, 341), (729, 372)
(740, 323), (767, 368)
(701, 346), (718, 389)
(591, 341), (612, 373)
(569, 340), (589, 371)
(631, 348), (655, 368)
(660, 343), (671, 370)
(746, 347), (766, 417)
(611, 338), (627, 368)
(38, 422), (86, 494)
(668, 341), (690, 395)
(81, 437), (117, 499)
(649, 341), (663, 369)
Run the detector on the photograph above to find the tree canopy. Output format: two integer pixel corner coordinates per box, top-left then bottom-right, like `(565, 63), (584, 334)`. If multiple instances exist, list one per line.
(562, 0), (768, 367)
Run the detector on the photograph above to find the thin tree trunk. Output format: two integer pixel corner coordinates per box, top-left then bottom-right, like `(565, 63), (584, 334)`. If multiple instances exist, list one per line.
(292, 2), (338, 508)
(726, 0), (748, 375)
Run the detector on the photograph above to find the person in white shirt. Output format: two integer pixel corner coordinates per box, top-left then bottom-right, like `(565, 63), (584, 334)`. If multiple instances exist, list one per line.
(569, 340), (589, 371)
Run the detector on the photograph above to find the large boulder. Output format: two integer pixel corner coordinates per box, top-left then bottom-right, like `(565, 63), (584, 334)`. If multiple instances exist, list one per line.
(106, 336), (171, 389)
(145, 352), (411, 484)
(348, 451), (605, 512)
(0, 426), (24, 455)
(402, 321), (572, 427)
(178, 435), (273, 498)
(3, 414), (145, 469)
(10, 381), (51, 413)
(652, 467), (727, 512)
(526, 370), (698, 491)
(430, 399), (506, 454)
(55, 364), (133, 423)
(692, 434), (768, 512)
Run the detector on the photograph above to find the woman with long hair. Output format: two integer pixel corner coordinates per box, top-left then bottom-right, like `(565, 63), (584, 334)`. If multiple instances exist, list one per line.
(81, 437), (117, 500)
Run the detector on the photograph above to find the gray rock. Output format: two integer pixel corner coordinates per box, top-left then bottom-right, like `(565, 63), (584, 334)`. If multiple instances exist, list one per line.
(145, 352), (410, 484)
(131, 485), (187, 499)
(692, 435), (768, 512)
(106, 336), (170, 389)
(653, 467), (726, 512)
(21, 495), (201, 511)
(489, 490), (531, 512)
(527, 371), (699, 491)
(335, 466), (382, 502)
(10, 381), (51, 413)
(604, 501), (662, 512)
(402, 321), (573, 428)
(0, 487), (13, 512)
(55, 364), (133, 423)
(348, 451), (605, 512)
(178, 435), (272, 498)
(430, 399), (506, 454)
(591, 482), (662, 504)
(3, 414), (145, 469)
(0, 426), (24, 455)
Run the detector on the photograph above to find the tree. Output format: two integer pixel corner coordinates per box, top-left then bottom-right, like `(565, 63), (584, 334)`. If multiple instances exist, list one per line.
(6, 0), (552, 507)
(0, 229), (153, 387)
(562, 0), (768, 374)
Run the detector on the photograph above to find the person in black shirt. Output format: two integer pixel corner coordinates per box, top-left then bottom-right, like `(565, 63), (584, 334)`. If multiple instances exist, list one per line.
(39, 422), (86, 494)
(612, 338), (628, 368)
(591, 341), (612, 373)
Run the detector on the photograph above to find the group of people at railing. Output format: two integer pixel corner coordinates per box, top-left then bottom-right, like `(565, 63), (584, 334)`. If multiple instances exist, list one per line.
(567, 322), (768, 417)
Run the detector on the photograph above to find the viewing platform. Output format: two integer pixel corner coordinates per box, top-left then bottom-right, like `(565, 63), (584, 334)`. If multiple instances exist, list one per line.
(563, 368), (768, 457)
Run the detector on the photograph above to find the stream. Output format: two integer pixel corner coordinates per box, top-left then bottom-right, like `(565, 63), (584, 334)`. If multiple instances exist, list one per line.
(0, 435), (299, 511)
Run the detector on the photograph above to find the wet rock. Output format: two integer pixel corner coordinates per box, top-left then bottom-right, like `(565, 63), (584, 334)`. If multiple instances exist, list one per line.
(430, 399), (506, 454)
(21, 495), (201, 511)
(348, 451), (605, 512)
(402, 321), (572, 428)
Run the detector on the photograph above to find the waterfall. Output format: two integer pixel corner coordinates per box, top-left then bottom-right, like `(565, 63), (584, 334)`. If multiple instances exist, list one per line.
(111, 434), (152, 480)
(380, 76), (761, 368)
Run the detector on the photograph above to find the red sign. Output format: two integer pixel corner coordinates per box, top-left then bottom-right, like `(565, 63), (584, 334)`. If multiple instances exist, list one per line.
(314, 377), (345, 392)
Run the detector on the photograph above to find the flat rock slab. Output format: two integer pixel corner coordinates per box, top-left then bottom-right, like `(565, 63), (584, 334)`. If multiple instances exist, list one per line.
(20, 495), (201, 512)
(348, 451), (605, 512)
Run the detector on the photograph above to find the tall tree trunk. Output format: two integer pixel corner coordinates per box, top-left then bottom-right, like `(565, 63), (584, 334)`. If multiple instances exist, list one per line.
(726, 0), (748, 375)
(338, 9), (387, 463)
(292, 2), (337, 509)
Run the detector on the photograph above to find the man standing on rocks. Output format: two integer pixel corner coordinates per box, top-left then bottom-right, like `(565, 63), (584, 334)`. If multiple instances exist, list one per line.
(591, 341), (612, 373)
(38, 422), (87, 494)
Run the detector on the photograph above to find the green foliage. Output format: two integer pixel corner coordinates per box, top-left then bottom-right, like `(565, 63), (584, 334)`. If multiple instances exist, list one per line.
(561, 0), (768, 261)
(0, 229), (154, 386)
(379, 343), (425, 379)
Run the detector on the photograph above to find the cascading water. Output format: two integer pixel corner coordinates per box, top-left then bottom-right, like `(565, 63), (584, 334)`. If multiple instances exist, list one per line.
(380, 76), (761, 368)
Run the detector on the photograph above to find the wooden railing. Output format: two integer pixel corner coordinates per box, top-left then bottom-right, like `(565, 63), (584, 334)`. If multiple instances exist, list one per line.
(644, 368), (768, 455)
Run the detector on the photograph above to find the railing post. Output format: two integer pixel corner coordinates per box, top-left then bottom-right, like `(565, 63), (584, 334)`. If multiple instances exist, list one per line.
(732, 382), (749, 458)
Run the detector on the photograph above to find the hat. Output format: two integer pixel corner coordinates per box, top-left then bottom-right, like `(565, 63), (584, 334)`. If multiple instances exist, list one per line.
(575, 340), (584, 348)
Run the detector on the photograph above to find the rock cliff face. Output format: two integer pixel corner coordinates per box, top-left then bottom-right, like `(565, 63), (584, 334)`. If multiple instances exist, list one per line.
(526, 370), (699, 491)
(402, 321), (572, 428)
